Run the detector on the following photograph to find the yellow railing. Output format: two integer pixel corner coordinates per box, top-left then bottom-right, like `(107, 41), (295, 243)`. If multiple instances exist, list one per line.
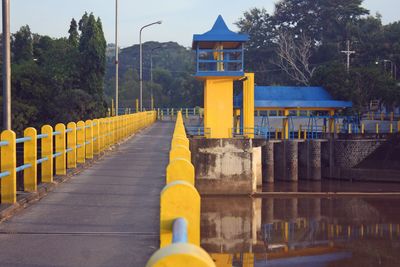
(146, 111), (215, 267)
(0, 111), (157, 204)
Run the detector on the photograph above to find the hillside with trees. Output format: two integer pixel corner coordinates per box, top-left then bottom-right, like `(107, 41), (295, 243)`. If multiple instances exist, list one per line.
(104, 41), (202, 109)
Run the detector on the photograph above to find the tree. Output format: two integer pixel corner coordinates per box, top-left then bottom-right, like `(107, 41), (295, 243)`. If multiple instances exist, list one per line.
(12, 25), (33, 63)
(275, 31), (316, 85)
(68, 18), (79, 47)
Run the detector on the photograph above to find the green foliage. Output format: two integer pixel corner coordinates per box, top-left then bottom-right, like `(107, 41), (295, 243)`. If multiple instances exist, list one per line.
(236, 0), (400, 110)
(0, 12), (108, 132)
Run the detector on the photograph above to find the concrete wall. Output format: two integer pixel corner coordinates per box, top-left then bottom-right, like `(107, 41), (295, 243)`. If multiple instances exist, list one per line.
(190, 138), (259, 194)
(332, 140), (384, 168)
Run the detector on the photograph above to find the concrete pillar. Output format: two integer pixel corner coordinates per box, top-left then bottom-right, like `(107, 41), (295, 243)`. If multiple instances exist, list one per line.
(262, 141), (274, 183)
(262, 198), (274, 224)
(299, 140), (322, 181)
(286, 141), (298, 182)
(309, 140), (322, 181)
(274, 141), (298, 182)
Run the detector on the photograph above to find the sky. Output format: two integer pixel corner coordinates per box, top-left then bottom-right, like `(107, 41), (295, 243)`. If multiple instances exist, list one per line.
(0, 0), (399, 48)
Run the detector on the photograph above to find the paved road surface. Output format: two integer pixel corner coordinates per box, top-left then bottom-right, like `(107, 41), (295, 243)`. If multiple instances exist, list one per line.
(0, 121), (173, 267)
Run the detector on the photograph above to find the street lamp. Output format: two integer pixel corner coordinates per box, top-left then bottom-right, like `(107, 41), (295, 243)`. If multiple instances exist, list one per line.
(139, 20), (162, 111)
(115, 0), (119, 116)
(2, 0), (11, 130)
(150, 45), (166, 110)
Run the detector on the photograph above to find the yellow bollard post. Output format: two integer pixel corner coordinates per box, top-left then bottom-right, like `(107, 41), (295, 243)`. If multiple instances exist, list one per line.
(1, 130), (17, 203)
(136, 99), (139, 113)
(160, 181), (200, 247)
(55, 123), (66, 176)
(304, 129), (307, 140)
(170, 145), (191, 162)
(166, 159), (195, 185)
(67, 122), (77, 169)
(298, 125), (302, 140)
(41, 125), (53, 183)
(390, 123), (393, 134)
(93, 119), (100, 155)
(77, 121), (85, 164)
(146, 243), (216, 267)
(376, 123), (379, 134)
(85, 120), (93, 159)
(361, 123), (365, 135)
(24, 127), (37, 192)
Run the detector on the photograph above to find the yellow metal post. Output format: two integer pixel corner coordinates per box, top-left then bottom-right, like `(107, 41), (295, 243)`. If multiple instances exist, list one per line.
(136, 99), (139, 113)
(160, 181), (200, 248)
(111, 99), (115, 116)
(55, 123), (66, 176)
(85, 120), (93, 159)
(361, 123), (365, 134)
(376, 123), (379, 134)
(67, 122), (77, 169)
(329, 110), (335, 133)
(282, 110), (289, 140)
(93, 119), (100, 155)
(77, 121), (85, 164)
(41, 125), (53, 183)
(24, 127), (37, 192)
(390, 123), (393, 134)
(243, 73), (255, 139)
(1, 130), (17, 203)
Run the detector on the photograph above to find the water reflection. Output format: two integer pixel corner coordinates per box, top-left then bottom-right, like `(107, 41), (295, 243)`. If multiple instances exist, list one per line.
(201, 181), (400, 267)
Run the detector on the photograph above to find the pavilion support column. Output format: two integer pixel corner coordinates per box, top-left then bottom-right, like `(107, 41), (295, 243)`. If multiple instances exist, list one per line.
(282, 110), (289, 140)
(329, 110), (335, 134)
(243, 73), (255, 139)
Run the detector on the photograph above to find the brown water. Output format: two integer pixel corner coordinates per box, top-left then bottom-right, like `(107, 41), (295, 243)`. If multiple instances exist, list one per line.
(201, 181), (400, 267)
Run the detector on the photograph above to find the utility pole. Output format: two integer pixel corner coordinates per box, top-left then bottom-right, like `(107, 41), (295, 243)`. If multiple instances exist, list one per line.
(341, 40), (356, 73)
(2, 0), (11, 130)
(115, 0), (119, 116)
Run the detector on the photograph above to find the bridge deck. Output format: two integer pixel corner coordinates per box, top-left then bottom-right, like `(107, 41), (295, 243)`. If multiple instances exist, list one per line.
(0, 121), (173, 267)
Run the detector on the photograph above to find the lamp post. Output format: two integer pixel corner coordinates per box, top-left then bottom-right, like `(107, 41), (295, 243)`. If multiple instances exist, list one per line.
(2, 0), (11, 130)
(139, 20), (162, 111)
(115, 0), (119, 116)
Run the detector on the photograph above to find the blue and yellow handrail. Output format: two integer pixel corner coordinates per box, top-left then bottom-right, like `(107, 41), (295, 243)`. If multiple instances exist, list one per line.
(0, 111), (157, 204)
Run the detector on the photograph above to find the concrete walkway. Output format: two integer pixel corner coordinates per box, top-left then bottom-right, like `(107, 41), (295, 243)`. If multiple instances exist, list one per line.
(0, 121), (173, 267)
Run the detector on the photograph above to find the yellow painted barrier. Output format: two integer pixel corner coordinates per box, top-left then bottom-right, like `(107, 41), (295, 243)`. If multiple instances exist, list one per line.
(77, 121), (85, 164)
(146, 243), (215, 267)
(171, 137), (189, 148)
(170, 145), (191, 162)
(93, 119), (100, 155)
(67, 122), (77, 169)
(41, 125), (53, 183)
(24, 127), (37, 192)
(55, 123), (66, 175)
(160, 181), (200, 247)
(1, 130), (16, 203)
(166, 158), (195, 185)
(85, 120), (93, 159)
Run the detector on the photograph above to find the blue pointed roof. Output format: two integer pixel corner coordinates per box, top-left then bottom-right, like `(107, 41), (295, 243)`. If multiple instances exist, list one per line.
(192, 15), (249, 49)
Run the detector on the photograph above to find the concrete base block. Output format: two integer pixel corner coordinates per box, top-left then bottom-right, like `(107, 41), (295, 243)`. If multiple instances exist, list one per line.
(262, 142), (274, 183)
(274, 141), (298, 182)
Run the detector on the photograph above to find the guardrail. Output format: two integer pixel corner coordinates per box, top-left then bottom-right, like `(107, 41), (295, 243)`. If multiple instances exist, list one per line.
(157, 108), (204, 120)
(0, 111), (157, 204)
(146, 111), (215, 267)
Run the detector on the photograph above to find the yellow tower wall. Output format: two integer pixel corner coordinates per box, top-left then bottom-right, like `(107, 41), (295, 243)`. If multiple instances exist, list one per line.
(204, 78), (233, 138)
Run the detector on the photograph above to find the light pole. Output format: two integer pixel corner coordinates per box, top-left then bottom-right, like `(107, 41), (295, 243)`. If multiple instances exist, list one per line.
(2, 0), (11, 130)
(115, 0), (119, 116)
(139, 20), (162, 111)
